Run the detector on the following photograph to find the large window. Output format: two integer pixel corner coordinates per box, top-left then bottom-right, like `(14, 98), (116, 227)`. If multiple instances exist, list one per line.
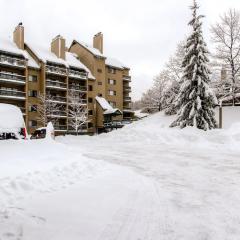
(29, 105), (37, 112)
(28, 90), (38, 97)
(29, 75), (38, 82)
(29, 120), (37, 127)
(108, 79), (116, 85)
(88, 85), (93, 91)
(108, 68), (116, 74)
(108, 90), (116, 96)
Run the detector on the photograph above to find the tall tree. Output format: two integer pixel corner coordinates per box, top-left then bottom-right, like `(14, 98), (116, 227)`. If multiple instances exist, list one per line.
(211, 9), (240, 105)
(171, 0), (217, 130)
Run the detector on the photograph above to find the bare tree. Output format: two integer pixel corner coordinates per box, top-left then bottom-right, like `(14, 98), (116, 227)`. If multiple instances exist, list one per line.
(68, 90), (88, 135)
(211, 9), (240, 105)
(36, 93), (63, 127)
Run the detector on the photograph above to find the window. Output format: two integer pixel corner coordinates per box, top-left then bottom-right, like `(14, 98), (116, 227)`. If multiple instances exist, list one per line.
(28, 90), (38, 97)
(108, 68), (116, 74)
(88, 85), (93, 91)
(108, 79), (116, 85)
(88, 122), (93, 128)
(29, 105), (37, 112)
(29, 120), (37, 127)
(108, 90), (116, 96)
(98, 93), (102, 97)
(98, 82), (102, 85)
(97, 69), (102, 73)
(88, 110), (93, 116)
(88, 97), (93, 103)
(109, 101), (116, 108)
(29, 75), (38, 82)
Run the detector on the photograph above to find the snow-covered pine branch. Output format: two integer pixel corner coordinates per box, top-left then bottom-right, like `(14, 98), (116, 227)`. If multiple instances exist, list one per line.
(170, 0), (218, 130)
(68, 90), (88, 135)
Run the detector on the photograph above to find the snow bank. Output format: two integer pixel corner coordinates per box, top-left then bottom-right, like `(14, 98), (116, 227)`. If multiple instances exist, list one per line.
(0, 103), (25, 132)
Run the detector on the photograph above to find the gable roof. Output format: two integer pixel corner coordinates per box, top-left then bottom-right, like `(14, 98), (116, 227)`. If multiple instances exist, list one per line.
(106, 57), (129, 70)
(95, 96), (122, 115)
(0, 38), (27, 58)
(71, 40), (106, 58)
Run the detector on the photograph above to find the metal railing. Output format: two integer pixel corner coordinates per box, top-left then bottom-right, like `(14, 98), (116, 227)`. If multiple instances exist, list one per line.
(46, 65), (67, 75)
(123, 75), (131, 81)
(0, 89), (25, 98)
(0, 72), (25, 84)
(54, 125), (67, 131)
(48, 111), (67, 117)
(123, 86), (131, 92)
(69, 69), (88, 79)
(0, 55), (26, 67)
(46, 80), (67, 89)
(124, 96), (131, 101)
(47, 96), (67, 103)
(69, 85), (87, 92)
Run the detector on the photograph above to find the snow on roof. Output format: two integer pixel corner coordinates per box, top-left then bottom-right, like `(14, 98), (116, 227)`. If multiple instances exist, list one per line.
(95, 96), (122, 115)
(106, 57), (129, 69)
(74, 40), (105, 58)
(26, 42), (67, 66)
(66, 52), (95, 79)
(0, 38), (27, 58)
(0, 103), (25, 132)
(24, 51), (40, 69)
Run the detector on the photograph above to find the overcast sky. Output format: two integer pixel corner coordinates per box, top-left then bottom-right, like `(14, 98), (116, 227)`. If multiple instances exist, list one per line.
(0, 0), (240, 100)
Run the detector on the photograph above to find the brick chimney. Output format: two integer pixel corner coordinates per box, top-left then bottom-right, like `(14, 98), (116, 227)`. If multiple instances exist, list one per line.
(13, 23), (24, 50)
(93, 32), (103, 54)
(51, 35), (66, 60)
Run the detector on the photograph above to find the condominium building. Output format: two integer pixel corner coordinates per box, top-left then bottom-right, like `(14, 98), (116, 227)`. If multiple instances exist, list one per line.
(0, 24), (132, 134)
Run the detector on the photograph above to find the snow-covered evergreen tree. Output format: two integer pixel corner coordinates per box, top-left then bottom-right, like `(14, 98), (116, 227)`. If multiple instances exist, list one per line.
(170, 0), (218, 130)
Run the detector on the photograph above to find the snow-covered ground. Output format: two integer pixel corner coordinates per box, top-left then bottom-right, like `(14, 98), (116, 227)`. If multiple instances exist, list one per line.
(1, 111), (240, 239)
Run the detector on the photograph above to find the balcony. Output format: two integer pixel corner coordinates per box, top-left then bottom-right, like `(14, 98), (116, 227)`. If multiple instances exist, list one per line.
(0, 89), (25, 100)
(123, 75), (131, 82)
(54, 125), (67, 131)
(47, 96), (67, 104)
(0, 55), (26, 68)
(69, 69), (88, 79)
(46, 65), (67, 76)
(0, 72), (25, 85)
(46, 80), (67, 90)
(123, 86), (131, 92)
(47, 110), (67, 118)
(124, 96), (132, 102)
(69, 84), (87, 92)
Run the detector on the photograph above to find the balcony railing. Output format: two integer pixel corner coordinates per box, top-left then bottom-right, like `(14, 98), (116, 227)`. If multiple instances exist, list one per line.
(0, 89), (25, 99)
(0, 55), (26, 68)
(0, 72), (25, 85)
(46, 80), (67, 90)
(69, 69), (88, 79)
(47, 96), (67, 103)
(46, 65), (67, 76)
(54, 125), (67, 131)
(124, 96), (132, 102)
(69, 84), (87, 92)
(47, 110), (67, 117)
(123, 86), (131, 92)
(123, 75), (131, 81)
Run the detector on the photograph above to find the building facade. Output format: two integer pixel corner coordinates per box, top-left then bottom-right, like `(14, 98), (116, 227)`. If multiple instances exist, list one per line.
(0, 24), (132, 134)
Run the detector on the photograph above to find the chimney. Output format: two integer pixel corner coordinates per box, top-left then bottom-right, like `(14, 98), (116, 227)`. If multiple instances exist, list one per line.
(93, 32), (103, 54)
(13, 23), (24, 50)
(51, 35), (66, 60)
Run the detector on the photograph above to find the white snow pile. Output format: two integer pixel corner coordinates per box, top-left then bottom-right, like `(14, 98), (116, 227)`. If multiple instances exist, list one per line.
(1, 111), (240, 239)
(0, 103), (25, 133)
